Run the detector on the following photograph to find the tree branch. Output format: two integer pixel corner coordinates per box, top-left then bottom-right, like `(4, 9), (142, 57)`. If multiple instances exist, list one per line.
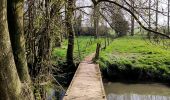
(96, 0), (170, 38)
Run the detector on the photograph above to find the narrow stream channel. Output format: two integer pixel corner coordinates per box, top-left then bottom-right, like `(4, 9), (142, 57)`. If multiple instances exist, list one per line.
(104, 82), (170, 100)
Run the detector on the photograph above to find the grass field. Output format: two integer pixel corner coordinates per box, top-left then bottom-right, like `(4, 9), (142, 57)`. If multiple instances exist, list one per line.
(52, 36), (105, 63)
(53, 36), (170, 82)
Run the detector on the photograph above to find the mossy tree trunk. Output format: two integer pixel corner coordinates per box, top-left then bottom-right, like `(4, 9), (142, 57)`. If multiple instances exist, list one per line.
(0, 0), (22, 99)
(66, 0), (75, 65)
(7, 0), (31, 82)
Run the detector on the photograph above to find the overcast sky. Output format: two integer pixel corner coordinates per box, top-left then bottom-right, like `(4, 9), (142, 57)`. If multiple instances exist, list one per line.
(76, 0), (169, 27)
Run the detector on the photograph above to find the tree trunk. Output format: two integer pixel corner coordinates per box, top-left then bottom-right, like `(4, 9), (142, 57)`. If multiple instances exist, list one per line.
(7, 0), (31, 82)
(147, 0), (151, 38)
(154, 0), (159, 39)
(130, 0), (134, 36)
(65, 0), (68, 39)
(95, 43), (101, 60)
(155, 0), (158, 31)
(66, 0), (75, 65)
(168, 0), (170, 35)
(0, 0), (22, 99)
(94, 4), (100, 38)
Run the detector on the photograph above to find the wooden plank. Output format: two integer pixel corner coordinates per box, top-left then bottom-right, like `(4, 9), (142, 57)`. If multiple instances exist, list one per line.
(63, 54), (106, 100)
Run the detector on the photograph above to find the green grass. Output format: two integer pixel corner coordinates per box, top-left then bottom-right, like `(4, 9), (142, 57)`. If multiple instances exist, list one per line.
(100, 36), (170, 67)
(53, 35), (170, 82)
(52, 36), (105, 63)
(99, 36), (170, 81)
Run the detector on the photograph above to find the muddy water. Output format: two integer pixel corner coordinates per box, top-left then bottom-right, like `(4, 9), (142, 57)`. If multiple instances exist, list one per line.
(104, 82), (170, 100)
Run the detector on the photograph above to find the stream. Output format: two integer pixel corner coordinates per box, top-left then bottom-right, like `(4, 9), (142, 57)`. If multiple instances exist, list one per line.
(104, 82), (170, 100)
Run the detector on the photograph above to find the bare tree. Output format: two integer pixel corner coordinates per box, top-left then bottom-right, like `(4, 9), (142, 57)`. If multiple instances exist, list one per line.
(155, 0), (159, 31)
(130, 0), (135, 36)
(93, 0), (170, 38)
(93, 4), (100, 38)
(168, 0), (170, 34)
(148, 0), (151, 38)
(66, 0), (75, 65)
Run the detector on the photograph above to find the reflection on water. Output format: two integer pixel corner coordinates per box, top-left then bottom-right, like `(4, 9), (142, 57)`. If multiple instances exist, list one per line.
(104, 82), (170, 100)
(107, 94), (170, 100)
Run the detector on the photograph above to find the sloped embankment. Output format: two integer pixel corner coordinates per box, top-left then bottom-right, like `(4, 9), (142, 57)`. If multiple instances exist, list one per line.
(99, 36), (170, 82)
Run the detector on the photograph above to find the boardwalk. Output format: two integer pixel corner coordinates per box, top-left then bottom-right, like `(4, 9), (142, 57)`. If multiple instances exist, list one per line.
(63, 54), (106, 100)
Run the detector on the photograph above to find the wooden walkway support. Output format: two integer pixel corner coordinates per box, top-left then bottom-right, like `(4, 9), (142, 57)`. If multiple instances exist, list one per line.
(63, 54), (106, 100)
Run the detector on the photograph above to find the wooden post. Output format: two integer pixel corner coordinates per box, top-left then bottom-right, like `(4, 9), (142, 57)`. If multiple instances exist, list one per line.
(95, 43), (101, 60)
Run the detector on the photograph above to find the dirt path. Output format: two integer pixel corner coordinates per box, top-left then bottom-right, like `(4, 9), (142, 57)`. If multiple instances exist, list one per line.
(63, 54), (106, 100)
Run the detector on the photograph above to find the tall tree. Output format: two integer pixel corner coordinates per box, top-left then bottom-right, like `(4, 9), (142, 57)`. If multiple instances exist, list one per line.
(168, 0), (170, 34)
(148, 0), (151, 38)
(27, 0), (34, 70)
(94, 4), (100, 38)
(155, 0), (159, 31)
(7, 0), (31, 82)
(130, 0), (135, 36)
(0, 0), (22, 99)
(66, 0), (75, 65)
(110, 3), (129, 37)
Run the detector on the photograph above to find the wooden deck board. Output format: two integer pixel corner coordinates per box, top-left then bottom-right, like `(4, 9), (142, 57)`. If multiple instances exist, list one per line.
(63, 54), (106, 100)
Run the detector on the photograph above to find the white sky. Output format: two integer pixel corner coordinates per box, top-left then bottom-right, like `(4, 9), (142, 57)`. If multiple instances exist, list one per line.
(76, 0), (169, 27)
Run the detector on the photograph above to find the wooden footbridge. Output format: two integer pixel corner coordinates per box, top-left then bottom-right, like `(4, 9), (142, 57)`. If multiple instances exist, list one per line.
(63, 54), (106, 100)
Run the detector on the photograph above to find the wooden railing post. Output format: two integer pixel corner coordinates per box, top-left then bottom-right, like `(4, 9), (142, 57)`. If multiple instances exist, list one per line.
(95, 43), (101, 60)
